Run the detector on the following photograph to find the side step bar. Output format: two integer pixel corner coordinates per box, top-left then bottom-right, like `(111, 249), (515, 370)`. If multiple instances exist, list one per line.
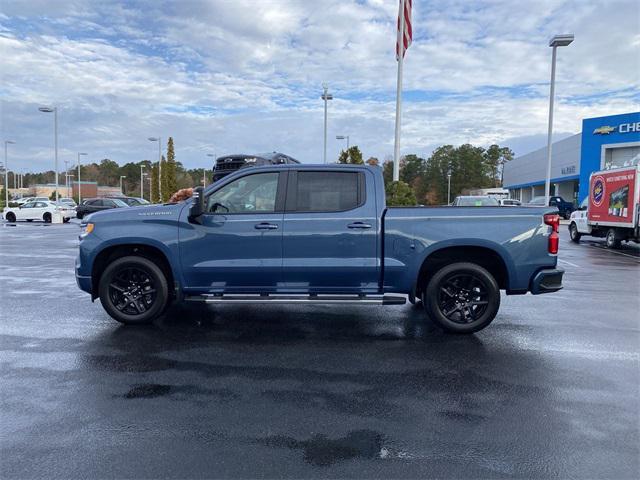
(185, 293), (406, 305)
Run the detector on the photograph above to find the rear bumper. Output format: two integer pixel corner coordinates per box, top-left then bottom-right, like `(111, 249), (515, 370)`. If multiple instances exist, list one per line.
(530, 268), (564, 294)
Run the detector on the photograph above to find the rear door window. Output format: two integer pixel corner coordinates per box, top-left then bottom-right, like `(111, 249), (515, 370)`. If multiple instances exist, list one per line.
(292, 171), (361, 212)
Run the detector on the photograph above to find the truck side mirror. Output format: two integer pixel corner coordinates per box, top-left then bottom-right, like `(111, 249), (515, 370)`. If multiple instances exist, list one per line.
(188, 186), (204, 224)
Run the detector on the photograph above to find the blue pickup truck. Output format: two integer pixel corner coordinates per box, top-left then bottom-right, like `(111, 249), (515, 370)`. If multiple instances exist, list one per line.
(75, 164), (563, 333)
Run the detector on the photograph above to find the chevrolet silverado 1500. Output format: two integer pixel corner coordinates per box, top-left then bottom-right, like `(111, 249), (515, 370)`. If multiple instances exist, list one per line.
(76, 164), (563, 333)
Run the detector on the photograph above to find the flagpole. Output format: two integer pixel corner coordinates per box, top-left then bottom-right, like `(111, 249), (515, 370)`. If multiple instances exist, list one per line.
(393, 0), (406, 182)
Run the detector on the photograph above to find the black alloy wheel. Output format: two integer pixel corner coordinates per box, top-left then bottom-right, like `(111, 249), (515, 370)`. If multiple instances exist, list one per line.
(6, 212), (16, 222)
(423, 262), (500, 334)
(99, 256), (169, 324)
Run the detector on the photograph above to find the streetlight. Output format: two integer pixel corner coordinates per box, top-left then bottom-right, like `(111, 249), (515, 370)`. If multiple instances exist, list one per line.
(66, 173), (74, 197)
(544, 33), (574, 205)
(321, 83), (333, 164)
(120, 176), (127, 194)
(4, 140), (15, 207)
(447, 168), (452, 205)
(148, 137), (162, 200)
(140, 164), (146, 199)
(336, 135), (350, 150)
(64, 160), (69, 196)
(77, 152), (87, 203)
(38, 106), (59, 202)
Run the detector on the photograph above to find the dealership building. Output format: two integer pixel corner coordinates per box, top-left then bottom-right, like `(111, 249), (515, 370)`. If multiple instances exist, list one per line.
(503, 112), (640, 205)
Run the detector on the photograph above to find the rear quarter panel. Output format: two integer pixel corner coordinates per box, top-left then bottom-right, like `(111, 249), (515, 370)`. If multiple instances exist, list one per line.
(383, 206), (557, 293)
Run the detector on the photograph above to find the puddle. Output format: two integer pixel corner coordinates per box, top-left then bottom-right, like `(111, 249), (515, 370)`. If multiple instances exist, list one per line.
(261, 429), (384, 466)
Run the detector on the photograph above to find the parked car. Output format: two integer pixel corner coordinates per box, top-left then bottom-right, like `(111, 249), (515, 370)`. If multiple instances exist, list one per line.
(14, 196), (34, 205)
(76, 164), (563, 333)
(15, 196), (48, 206)
(75, 197), (129, 219)
(528, 195), (574, 219)
(498, 198), (522, 206)
(58, 197), (77, 208)
(2, 200), (75, 223)
(105, 196), (151, 207)
(212, 152), (300, 182)
(452, 196), (500, 206)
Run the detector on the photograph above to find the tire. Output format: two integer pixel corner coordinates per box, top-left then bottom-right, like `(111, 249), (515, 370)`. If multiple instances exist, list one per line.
(606, 229), (621, 249)
(26, 219), (33, 222)
(564, 211), (572, 220)
(76, 212), (83, 220)
(43, 212), (52, 223)
(63, 218), (70, 223)
(569, 222), (581, 243)
(6, 212), (16, 222)
(423, 262), (500, 334)
(98, 256), (169, 325)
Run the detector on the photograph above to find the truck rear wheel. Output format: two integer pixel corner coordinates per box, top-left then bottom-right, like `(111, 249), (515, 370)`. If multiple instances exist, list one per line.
(569, 223), (581, 243)
(98, 256), (169, 324)
(423, 262), (500, 334)
(605, 229), (621, 249)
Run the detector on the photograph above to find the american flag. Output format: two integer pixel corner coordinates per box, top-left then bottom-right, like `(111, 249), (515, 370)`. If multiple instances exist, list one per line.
(396, 0), (412, 60)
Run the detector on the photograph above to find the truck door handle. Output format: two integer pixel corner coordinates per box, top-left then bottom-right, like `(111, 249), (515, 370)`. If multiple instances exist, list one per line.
(254, 222), (279, 230)
(347, 222), (372, 229)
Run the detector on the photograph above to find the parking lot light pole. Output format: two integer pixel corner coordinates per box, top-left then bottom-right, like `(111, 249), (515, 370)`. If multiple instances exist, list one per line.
(77, 152), (87, 204)
(206, 153), (216, 186)
(336, 135), (349, 150)
(4, 140), (16, 207)
(120, 176), (127, 195)
(321, 84), (333, 164)
(140, 164), (145, 199)
(544, 34), (574, 205)
(38, 106), (59, 202)
(447, 169), (452, 204)
(148, 137), (161, 200)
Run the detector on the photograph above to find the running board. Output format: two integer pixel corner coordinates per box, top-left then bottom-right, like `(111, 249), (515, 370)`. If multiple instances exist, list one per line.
(184, 293), (406, 305)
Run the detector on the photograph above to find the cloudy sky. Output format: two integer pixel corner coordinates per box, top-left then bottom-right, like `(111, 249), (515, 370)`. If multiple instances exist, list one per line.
(1, 0), (639, 173)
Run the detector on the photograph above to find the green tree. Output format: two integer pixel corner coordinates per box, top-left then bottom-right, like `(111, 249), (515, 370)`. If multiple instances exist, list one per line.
(164, 137), (177, 200)
(159, 155), (168, 202)
(400, 154), (425, 187)
(337, 145), (364, 164)
(150, 162), (159, 203)
(97, 159), (120, 186)
(385, 181), (417, 206)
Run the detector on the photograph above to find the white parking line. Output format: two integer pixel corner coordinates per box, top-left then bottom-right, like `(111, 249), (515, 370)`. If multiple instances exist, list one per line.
(558, 259), (581, 268)
(589, 244), (640, 261)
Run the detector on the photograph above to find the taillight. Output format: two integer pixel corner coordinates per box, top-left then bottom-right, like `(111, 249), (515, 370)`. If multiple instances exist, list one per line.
(544, 213), (560, 254)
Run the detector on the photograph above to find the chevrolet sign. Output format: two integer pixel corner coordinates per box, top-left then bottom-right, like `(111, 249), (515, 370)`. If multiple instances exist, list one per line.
(593, 122), (640, 135)
(593, 125), (616, 135)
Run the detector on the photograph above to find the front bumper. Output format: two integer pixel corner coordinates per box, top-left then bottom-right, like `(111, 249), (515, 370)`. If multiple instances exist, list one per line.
(530, 268), (564, 294)
(75, 253), (92, 294)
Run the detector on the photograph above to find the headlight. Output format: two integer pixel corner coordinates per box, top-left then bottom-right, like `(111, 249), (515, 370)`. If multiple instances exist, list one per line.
(80, 223), (94, 238)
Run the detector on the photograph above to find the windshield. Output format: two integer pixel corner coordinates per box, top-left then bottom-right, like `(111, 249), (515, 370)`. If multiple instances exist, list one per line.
(456, 197), (499, 206)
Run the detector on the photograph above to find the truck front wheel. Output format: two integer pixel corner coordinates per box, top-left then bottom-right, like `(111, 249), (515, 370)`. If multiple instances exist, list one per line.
(98, 256), (169, 324)
(569, 223), (581, 243)
(423, 262), (500, 334)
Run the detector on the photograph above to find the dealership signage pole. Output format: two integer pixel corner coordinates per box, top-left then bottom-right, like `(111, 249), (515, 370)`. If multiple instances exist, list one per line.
(393, 0), (412, 182)
(544, 34), (574, 205)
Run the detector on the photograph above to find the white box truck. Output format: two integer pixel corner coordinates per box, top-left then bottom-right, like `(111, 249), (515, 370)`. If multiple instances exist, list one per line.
(568, 165), (640, 248)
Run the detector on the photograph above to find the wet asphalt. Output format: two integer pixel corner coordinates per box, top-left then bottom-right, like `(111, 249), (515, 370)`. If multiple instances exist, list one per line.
(0, 220), (638, 479)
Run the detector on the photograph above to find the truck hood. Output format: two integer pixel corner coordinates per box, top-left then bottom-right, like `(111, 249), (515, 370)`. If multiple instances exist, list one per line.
(84, 202), (187, 223)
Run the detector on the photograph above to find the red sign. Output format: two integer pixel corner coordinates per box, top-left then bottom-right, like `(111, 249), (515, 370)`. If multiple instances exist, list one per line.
(588, 168), (637, 224)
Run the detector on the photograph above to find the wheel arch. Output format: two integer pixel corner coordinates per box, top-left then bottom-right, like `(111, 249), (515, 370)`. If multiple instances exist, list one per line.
(91, 243), (177, 301)
(414, 244), (511, 299)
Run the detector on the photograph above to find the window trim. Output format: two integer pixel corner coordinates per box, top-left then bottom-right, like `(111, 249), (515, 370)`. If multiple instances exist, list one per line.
(202, 171), (287, 216)
(285, 170), (366, 213)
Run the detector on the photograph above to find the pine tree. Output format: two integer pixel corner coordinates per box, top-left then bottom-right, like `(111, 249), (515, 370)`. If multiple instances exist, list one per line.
(165, 137), (177, 200)
(337, 146), (364, 164)
(159, 155), (168, 202)
(150, 162), (159, 203)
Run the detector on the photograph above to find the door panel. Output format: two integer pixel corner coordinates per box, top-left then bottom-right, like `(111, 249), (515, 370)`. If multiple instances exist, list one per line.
(180, 171), (285, 293)
(282, 170), (379, 293)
